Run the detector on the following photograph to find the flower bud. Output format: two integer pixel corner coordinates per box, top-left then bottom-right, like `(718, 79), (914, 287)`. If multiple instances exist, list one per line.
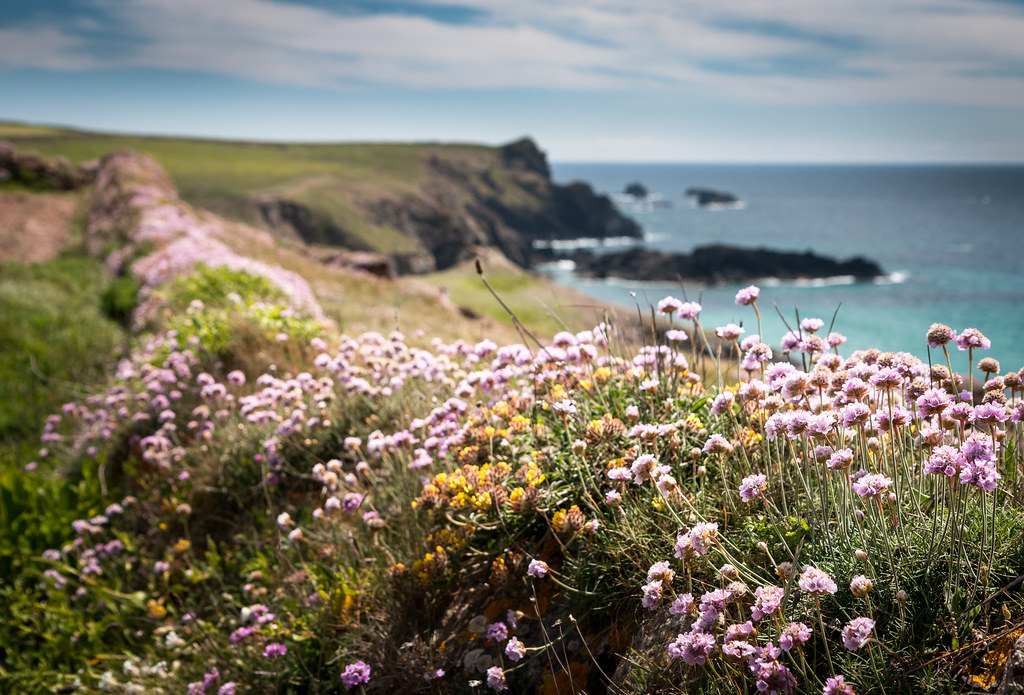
(895, 589), (909, 605)
(850, 574), (873, 597)
(855, 549), (868, 562)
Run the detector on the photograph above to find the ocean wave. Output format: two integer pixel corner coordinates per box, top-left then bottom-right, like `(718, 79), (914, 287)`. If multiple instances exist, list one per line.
(561, 272), (908, 290)
(532, 236), (640, 250)
(874, 271), (909, 285)
(533, 259), (577, 271)
(762, 275), (857, 288)
(694, 201), (747, 211)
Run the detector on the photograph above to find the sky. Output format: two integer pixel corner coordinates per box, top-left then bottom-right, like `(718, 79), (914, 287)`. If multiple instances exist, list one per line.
(3, 0), (1024, 162)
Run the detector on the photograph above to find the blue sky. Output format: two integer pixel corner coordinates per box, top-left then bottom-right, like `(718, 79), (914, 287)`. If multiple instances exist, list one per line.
(3, 0), (1024, 162)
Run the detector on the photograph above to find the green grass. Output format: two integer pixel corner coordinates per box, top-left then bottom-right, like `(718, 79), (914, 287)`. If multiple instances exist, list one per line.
(426, 258), (616, 338)
(0, 256), (124, 460)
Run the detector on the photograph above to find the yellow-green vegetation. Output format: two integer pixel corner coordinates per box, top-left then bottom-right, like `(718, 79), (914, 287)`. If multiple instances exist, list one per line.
(427, 254), (614, 336)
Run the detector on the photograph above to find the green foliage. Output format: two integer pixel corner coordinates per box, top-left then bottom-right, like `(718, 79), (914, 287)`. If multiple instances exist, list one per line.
(101, 274), (140, 324)
(164, 263), (285, 310)
(0, 256), (123, 453)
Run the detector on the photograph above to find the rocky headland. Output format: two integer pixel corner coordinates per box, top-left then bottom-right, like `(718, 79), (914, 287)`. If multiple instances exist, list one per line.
(252, 137), (642, 275)
(571, 243), (884, 284)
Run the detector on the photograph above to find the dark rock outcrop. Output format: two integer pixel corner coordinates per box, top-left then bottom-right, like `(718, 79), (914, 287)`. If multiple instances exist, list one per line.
(686, 187), (739, 207)
(0, 140), (94, 191)
(624, 182), (648, 198)
(572, 243), (883, 284)
(354, 139), (641, 273)
(500, 137), (550, 179)
(256, 198), (374, 251)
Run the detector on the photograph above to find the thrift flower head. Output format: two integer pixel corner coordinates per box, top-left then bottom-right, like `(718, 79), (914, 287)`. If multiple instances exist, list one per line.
(956, 328), (991, 351)
(750, 655), (797, 695)
(927, 323), (955, 348)
(851, 472), (893, 498)
(826, 448), (854, 470)
(647, 560), (674, 584)
(675, 522), (719, 561)
(828, 332), (847, 348)
(823, 675), (856, 695)
(778, 622), (812, 651)
(263, 642), (287, 658)
(841, 617), (875, 650)
(667, 631), (717, 666)
(800, 317), (825, 333)
(850, 574), (874, 597)
(630, 454), (658, 484)
(735, 285), (760, 306)
(341, 661), (371, 690)
(665, 329), (688, 343)
(703, 433), (734, 455)
(975, 402), (1009, 425)
(641, 579), (664, 609)
(657, 296), (683, 314)
(486, 622), (508, 642)
(715, 323), (744, 341)
(669, 593), (695, 615)
(739, 473), (768, 503)
(750, 585), (784, 621)
(505, 637), (526, 662)
(916, 388), (952, 417)
(527, 559), (549, 578)
(798, 566), (838, 595)
(925, 445), (966, 478)
(486, 665), (507, 691)
(677, 301), (702, 320)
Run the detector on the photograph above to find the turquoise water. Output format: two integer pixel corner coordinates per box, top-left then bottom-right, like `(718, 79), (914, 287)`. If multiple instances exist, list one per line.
(546, 163), (1024, 371)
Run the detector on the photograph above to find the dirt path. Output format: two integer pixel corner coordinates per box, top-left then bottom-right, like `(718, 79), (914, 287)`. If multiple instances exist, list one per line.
(0, 190), (80, 263)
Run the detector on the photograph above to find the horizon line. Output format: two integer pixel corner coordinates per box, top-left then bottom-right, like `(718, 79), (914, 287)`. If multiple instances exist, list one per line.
(4, 118), (1024, 167)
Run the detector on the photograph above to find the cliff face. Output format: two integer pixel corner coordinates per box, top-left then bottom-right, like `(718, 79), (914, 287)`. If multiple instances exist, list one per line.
(251, 138), (640, 275)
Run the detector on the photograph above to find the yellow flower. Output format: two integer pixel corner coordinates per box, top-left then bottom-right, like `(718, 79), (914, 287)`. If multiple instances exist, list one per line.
(147, 599), (167, 620)
(509, 415), (531, 433)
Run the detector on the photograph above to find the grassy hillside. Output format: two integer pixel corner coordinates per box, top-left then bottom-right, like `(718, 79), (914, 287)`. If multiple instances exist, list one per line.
(2, 120), (498, 251)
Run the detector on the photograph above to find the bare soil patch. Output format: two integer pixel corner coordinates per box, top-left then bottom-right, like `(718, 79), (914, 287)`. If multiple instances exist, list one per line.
(0, 190), (79, 263)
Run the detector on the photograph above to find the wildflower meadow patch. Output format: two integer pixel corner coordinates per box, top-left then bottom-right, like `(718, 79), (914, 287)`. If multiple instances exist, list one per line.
(5, 266), (1024, 694)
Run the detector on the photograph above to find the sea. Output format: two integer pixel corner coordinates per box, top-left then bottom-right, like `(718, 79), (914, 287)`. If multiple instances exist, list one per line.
(543, 163), (1024, 372)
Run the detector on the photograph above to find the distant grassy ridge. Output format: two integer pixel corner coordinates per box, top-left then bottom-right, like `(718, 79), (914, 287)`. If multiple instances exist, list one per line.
(2, 120), (501, 256)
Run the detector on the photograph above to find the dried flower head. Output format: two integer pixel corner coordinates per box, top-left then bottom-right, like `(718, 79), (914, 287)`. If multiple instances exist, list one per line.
(927, 323), (954, 348)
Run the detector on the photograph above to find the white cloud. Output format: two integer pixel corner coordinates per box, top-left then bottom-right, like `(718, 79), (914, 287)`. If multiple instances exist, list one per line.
(3, 0), (1024, 106)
